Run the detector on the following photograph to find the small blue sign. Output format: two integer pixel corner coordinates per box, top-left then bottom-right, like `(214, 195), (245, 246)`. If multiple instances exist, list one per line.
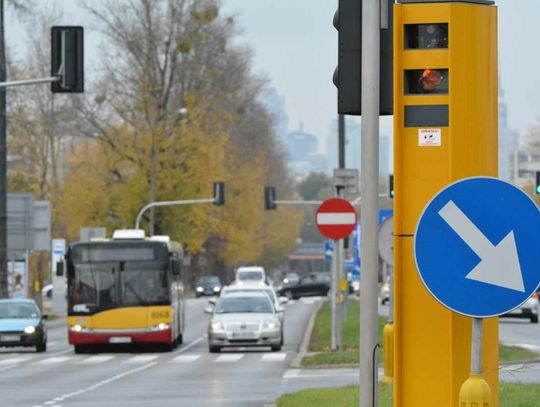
(415, 177), (540, 318)
(324, 240), (334, 261)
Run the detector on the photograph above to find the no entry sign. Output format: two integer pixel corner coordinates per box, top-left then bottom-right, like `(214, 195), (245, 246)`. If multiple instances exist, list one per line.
(316, 198), (357, 240)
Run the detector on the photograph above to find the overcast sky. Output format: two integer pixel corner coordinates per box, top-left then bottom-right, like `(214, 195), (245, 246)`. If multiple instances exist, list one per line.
(7, 0), (540, 151)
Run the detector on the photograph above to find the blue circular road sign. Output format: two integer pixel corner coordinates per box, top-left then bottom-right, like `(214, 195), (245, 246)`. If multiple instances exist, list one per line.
(415, 177), (540, 318)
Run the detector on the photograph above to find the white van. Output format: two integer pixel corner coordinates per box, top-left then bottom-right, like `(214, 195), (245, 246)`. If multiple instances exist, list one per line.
(234, 266), (266, 285)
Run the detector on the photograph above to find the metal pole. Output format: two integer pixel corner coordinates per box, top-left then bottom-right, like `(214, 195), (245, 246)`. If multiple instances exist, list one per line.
(471, 318), (483, 374)
(339, 114), (345, 169)
(331, 238), (339, 351)
(0, 76), (60, 88)
(359, 0), (380, 405)
(149, 133), (156, 235)
(0, 0), (7, 299)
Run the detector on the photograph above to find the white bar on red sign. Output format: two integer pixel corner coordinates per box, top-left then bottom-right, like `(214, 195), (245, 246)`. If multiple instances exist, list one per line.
(316, 213), (356, 225)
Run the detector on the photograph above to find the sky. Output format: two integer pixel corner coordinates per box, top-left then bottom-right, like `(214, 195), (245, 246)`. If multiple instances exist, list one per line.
(6, 0), (540, 153)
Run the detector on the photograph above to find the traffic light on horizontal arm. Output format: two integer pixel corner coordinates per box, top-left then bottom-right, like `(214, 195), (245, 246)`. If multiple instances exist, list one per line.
(51, 26), (84, 93)
(264, 187), (277, 210)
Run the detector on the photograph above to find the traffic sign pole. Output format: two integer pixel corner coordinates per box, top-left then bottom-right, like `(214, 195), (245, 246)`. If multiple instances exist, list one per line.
(459, 318), (491, 406)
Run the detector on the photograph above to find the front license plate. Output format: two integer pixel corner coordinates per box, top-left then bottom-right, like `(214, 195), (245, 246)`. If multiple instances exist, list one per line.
(0, 335), (20, 342)
(108, 336), (132, 344)
(232, 332), (255, 339)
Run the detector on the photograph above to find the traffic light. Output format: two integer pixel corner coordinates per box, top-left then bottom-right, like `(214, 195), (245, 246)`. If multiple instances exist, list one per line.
(536, 171), (540, 195)
(264, 187), (277, 210)
(332, 0), (393, 115)
(389, 174), (394, 198)
(213, 182), (225, 206)
(51, 26), (84, 93)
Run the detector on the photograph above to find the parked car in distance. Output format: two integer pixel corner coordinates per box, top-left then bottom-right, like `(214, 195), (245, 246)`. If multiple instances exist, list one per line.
(195, 276), (222, 297)
(281, 272), (299, 287)
(205, 292), (283, 353)
(501, 292), (539, 323)
(277, 272), (331, 300)
(0, 299), (47, 352)
(234, 266), (267, 286)
(220, 285), (288, 323)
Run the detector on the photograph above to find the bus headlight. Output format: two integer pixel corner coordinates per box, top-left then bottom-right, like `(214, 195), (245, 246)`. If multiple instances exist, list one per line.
(196, 287), (204, 292)
(70, 324), (92, 333)
(24, 326), (36, 334)
(149, 323), (170, 331)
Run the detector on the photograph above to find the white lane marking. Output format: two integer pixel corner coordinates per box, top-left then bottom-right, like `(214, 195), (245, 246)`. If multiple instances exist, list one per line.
(37, 356), (73, 364)
(124, 355), (159, 364)
(0, 364), (18, 373)
(48, 348), (73, 357)
(261, 353), (287, 362)
(171, 354), (201, 363)
(0, 356), (33, 365)
(283, 369), (300, 378)
(316, 212), (356, 225)
(48, 341), (58, 347)
(173, 335), (206, 354)
(78, 355), (115, 364)
(214, 354), (244, 363)
(37, 362), (157, 406)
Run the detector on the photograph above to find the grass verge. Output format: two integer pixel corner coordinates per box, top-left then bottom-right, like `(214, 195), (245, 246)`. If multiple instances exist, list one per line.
(277, 383), (540, 407)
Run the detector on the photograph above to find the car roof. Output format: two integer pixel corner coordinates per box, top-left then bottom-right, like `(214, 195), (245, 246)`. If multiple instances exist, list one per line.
(218, 291), (269, 299)
(236, 266), (264, 272)
(0, 299), (37, 304)
(222, 285), (274, 293)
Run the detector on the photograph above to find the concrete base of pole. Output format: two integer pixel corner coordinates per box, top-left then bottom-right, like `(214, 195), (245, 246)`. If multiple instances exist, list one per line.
(382, 322), (394, 383)
(458, 374), (491, 406)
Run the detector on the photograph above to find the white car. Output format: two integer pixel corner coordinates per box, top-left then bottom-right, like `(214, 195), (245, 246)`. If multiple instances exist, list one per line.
(234, 266), (266, 285)
(502, 292), (539, 323)
(220, 285), (288, 323)
(205, 292), (283, 353)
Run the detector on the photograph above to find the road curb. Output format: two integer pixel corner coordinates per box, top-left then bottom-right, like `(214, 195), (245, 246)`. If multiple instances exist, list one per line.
(290, 298), (324, 369)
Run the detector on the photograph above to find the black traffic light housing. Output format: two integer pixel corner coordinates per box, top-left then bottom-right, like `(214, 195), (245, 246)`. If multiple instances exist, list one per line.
(213, 182), (225, 205)
(333, 0), (393, 115)
(536, 171), (540, 195)
(264, 187), (277, 210)
(51, 26), (84, 93)
(389, 174), (394, 198)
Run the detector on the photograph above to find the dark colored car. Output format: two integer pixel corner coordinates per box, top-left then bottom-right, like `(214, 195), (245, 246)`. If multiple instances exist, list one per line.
(195, 276), (222, 297)
(278, 272), (331, 300)
(0, 299), (47, 352)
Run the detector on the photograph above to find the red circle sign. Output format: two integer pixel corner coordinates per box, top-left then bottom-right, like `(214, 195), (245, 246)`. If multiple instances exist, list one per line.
(316, 198), (358, 240)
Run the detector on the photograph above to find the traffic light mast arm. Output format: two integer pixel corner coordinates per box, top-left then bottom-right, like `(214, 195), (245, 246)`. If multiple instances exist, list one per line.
(135, 198), (215, 229)
(273, 200), (322, 206)
(0, 76), (60, 88)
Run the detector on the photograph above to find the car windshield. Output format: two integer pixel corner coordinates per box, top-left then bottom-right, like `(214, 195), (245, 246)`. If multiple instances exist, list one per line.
(215, 297), (273, 314)
(225, 288), (276, 303)
(0, 302), (39, 319)
(238, 271), (264, 281)
(70, 261), (169, 309)
(196, 276), (220, 285)
(285, 274), (299, 282)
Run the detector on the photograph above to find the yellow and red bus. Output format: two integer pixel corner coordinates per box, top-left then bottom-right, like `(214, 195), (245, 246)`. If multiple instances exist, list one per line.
(64, 230), (185, 353)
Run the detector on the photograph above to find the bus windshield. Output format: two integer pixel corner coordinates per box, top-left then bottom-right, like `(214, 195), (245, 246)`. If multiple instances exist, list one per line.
(70, 262), (169, 311)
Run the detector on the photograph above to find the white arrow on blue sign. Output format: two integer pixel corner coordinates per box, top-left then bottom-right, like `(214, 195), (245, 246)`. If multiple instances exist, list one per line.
(414, 177), (540, 318)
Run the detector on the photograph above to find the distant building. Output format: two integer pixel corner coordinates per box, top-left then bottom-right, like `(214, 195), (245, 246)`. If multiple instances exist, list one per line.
(284, 125), (318, 162)
(509, 148), (540, 187)
(326, 117), (390, 175)
(260, 88), (289, 143)
(498, 80), (519, 182)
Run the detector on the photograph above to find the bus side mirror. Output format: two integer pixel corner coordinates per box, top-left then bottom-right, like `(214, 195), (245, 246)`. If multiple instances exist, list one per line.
(56, 262), (64, 277)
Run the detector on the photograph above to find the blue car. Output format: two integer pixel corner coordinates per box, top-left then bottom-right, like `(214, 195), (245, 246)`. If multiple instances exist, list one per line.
(195, 276), (222, 297)
(0, 299), (47, 352)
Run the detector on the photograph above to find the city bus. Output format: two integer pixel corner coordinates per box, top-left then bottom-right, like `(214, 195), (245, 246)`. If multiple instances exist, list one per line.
(62, 229), (185, 353)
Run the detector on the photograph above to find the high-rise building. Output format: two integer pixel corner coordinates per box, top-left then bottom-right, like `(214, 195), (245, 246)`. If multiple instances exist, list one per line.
(260, 88), (289, 143)
(498, 79), (519, 182)
(284, 124), (318, 161)
(326, 117), (390, 175)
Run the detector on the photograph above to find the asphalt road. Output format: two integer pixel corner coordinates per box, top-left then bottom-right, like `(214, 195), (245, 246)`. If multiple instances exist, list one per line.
(0, 296), (321, 407)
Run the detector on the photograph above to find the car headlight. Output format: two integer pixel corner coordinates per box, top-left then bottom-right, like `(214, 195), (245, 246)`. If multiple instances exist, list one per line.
(263, 320), (279, 330)
(213, 286), (221, 292)
(24, 326), (36, 334)
(70, 324), (93, 333)
(196, 287), (204, 292)
(149, 323), (170, 331)
(210, 321), (224, 332)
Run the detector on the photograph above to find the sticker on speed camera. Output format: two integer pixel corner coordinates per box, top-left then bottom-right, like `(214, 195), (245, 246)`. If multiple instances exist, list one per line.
(418, 128), (442, 147)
